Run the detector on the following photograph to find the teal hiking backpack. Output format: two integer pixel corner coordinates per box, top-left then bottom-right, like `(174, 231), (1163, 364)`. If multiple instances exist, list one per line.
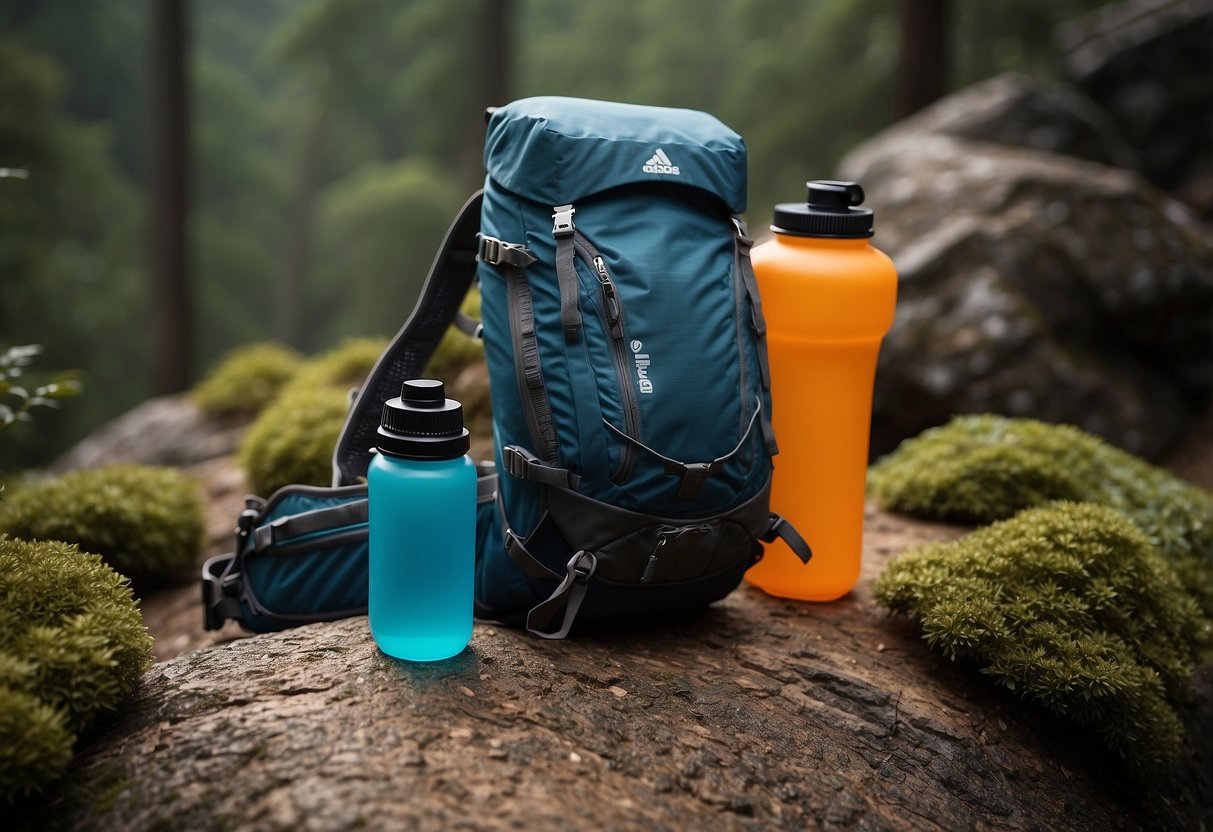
(205, 97), (809, 639)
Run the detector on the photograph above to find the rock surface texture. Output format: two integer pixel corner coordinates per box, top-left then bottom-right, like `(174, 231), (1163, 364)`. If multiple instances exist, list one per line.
(840, 72), (1213, 461)
(19, 506), (1212, 832)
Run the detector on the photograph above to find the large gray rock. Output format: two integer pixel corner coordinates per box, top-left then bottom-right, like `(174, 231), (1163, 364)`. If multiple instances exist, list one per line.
(1057, 0), (1213, 192)
(839, 75), (1213, 460)
(49, 394), (247, 473)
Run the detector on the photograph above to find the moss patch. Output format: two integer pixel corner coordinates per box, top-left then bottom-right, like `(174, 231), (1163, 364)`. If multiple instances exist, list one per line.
(191, 342), (303, 418)
(868, 414), (1213, 615)
(0, 465), (205, 586)
(238, 384), (349, 497)
(0, 536), (152, 802)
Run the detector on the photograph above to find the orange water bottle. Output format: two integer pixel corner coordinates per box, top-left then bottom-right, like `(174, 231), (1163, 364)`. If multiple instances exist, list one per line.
(745, 181), (897, 601)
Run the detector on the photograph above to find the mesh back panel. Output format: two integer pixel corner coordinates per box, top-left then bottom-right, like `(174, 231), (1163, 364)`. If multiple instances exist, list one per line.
(333, 191), (483, 486)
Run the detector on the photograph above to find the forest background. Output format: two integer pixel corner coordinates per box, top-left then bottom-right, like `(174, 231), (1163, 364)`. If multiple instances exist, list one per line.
(0, 0), (1112, 471)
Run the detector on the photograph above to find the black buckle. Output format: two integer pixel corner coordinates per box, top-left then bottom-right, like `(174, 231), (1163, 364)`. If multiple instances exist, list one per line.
(201, 554), (243, 631)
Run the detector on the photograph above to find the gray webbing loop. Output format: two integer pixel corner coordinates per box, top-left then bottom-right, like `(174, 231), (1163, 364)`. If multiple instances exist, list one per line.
(526, 550), (597, 639)
(252, 500), (369, 552)
(552, 204), (582, 343)
(503, 527), (562, 581)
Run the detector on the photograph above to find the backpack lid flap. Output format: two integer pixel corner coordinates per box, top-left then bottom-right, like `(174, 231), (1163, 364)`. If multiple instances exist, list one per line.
(485, 97), (746, 212)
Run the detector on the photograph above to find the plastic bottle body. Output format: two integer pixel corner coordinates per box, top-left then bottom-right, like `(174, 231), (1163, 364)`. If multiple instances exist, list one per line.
(368, 452), (477, 660)
(745, 235), (897, 601)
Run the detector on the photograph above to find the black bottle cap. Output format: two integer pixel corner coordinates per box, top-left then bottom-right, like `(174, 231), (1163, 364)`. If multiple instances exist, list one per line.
(376, 379), (470, 460)
(771, 180), (874, 238)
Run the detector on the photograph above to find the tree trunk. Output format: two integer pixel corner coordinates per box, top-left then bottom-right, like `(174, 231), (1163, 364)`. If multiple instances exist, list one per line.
(894, 0), (950, 120)
(26, 507), (1212, 830)
(149, 0), (192, 393)
(277, 108), (329, 351)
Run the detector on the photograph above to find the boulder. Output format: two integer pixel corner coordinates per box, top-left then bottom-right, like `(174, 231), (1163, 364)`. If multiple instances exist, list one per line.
(18, 506), (1213, 831)
(1057, 0), (1213, 194)
(49, 394), (247, 473)
(839, 76), (1213, 460)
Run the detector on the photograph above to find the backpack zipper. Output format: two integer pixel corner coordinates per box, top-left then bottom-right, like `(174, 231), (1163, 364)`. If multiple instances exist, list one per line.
(572, 234), (640, 483)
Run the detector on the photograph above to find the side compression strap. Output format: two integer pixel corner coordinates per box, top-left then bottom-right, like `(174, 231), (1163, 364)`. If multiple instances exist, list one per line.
(733, 217), (779, 458)
(505, 259), (560, 463)
(332, 190), (485, 487)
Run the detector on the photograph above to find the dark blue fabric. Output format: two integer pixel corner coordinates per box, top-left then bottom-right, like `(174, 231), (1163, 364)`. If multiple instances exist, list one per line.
(475, 98), (774, 625)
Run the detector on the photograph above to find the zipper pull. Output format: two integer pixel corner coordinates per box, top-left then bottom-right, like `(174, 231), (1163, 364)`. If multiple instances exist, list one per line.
(594, 257), (624, 340)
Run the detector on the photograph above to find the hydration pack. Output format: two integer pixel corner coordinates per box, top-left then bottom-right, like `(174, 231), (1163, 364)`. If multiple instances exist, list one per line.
(206, 97), (809, 639)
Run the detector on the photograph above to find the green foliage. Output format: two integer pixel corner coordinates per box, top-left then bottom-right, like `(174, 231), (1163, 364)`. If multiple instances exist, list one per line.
(191, 341), (303, 417)
(0, 345), (83, 433)
(0, 687), (74, 804)
(873, 502), (1209, 774)
(0, 536), (152, 802)
(312, 159), (466, 344)
(239, 384), (350, 496)
(868, 415), (1213, 616)
(423, 288), (484, 378)
(0, 34), (146, 470)
(0, 465), (204, 586)
(281, 337), (387, 397)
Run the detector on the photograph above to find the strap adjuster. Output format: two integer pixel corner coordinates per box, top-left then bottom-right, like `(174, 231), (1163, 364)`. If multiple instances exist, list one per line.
(502, 445), (533, 479)
(570, 549), (596, 582)
(477, 234), (535, 268)
(552, 204), (576, 238)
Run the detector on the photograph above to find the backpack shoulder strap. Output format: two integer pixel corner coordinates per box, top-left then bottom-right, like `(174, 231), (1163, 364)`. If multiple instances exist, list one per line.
(332, 189), (484, 486)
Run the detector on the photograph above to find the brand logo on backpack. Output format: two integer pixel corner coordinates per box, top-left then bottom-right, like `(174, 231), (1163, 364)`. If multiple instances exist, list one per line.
(642, 148), (680, 176)
(631, 340), (654, 393)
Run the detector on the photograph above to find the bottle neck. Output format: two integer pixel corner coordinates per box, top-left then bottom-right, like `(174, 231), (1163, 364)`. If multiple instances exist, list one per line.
(772, 232), (872, 249)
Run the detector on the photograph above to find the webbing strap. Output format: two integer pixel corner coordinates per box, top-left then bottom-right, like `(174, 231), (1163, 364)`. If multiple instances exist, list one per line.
(252, 500), (368, 552)
(502, 445), (580, 490)
(733, 217), (779, 457)
(762, 514), (813, 565)
(552, 205), (582, 343)
(332, 190), (485, 486)
(506, 264), (560, 462)
(503, 526), (562, 580)
(525, 550), (597, 639)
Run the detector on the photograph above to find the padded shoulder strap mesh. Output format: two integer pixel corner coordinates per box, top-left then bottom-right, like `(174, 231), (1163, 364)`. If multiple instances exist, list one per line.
(332, 190), (483, 486)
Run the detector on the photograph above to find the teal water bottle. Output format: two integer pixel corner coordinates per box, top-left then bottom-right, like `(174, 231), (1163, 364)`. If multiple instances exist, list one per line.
(368, 378), (476, 661)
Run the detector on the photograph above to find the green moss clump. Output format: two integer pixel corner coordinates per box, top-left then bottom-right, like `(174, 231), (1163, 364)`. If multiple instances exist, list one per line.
(238, 384), (350, 496)
(191, 341), (303, 417)
(281, 337), (387, 398)
(868, 415), (1213, 615)
(0, 687), (73, 803)
(873, 502), (1208, 774)
(0, 536), (153, 802)
(0, 465), (205, 585)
